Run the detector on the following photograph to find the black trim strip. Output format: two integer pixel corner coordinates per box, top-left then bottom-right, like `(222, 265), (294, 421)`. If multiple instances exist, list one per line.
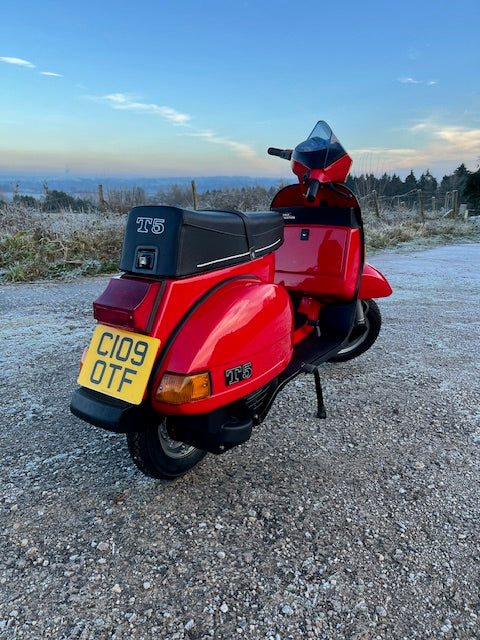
(273, 206), (360, 228)
(146, 279), (166, 335)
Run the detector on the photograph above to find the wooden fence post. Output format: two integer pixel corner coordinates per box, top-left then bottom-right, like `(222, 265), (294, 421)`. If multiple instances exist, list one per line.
(372, 190), (381, 218)
(98, 184), (106, 212)
(445, 191), (451, 210)
(452, 190), (459, 218)
(417, 189), (425, 222)
(191, 180), (198, 210)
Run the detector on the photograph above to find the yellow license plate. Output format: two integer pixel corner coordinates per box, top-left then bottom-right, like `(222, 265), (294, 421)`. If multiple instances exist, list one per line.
(77, 325), (161, 405)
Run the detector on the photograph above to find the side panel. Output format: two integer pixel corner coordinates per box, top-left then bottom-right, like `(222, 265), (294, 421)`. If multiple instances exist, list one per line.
(358, 263), (393, 299)
(151, 281), (293, 415)
(274, 226), (362, 301)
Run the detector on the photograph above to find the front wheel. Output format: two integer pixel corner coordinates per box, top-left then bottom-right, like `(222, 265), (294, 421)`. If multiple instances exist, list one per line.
(329, 299), (382, 363)
(127, 420), (207, 479)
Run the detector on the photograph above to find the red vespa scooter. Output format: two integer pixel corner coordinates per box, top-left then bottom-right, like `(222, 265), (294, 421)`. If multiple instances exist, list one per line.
(70, 121), (392, 479)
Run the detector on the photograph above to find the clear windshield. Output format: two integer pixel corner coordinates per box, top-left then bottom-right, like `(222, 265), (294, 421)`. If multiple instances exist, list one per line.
(293, 121), (347, 170)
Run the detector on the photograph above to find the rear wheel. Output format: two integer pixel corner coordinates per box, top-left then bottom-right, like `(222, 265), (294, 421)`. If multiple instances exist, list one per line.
(127, 419), (207, 479)
(329, 299), (382, 362)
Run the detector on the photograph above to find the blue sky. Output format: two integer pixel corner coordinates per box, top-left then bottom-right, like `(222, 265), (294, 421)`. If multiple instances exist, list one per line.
(1, 0), (479, 179)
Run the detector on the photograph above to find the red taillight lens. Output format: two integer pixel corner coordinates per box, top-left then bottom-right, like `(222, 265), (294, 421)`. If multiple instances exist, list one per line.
(93, 277), (163, 332)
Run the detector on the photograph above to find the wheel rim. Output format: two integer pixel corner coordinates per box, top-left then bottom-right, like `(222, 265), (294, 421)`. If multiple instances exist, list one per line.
(158, 422), (197, 459)
(336, 306), (370, 356)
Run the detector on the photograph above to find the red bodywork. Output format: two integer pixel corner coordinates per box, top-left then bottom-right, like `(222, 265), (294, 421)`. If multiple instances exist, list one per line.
(271, 183), (391, 302)
(93, 253), (293, 414)
(292, 155), (353, 189)
(358, 264), (393, 299)
(151, 277), (292, 415)
(275, 225), (362, 301)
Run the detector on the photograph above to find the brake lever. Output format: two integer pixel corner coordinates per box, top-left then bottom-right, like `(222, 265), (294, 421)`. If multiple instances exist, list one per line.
(327, 182), (352, 198)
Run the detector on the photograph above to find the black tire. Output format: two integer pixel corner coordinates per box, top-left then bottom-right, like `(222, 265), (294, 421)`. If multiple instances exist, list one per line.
(126, 419), (207, 479)
(329, 299), (382, 363)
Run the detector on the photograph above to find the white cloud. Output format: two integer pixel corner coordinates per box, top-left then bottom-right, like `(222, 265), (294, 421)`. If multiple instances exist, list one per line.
(91, 92), (269, 168)
(98, 93), (191, 125)
(399, 77), (437, 86)
(186, 129), (270, 168)
(352, 121), (480, 173)
(0, 56), (35, 68)
(0, 57), (63, 77)
(420, 123), (480, 155)
(399, 77), (422, 84)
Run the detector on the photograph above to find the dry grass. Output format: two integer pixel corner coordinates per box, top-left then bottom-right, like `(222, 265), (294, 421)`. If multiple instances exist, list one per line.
(364, 215), (480, 249)
(0, 204), (124, 282)
(0, 203), (478, 283)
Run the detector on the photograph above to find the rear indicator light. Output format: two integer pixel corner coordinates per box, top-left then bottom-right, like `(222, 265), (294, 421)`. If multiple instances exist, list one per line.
(155, 372), (211, 405)
(79, 346), (88, 371)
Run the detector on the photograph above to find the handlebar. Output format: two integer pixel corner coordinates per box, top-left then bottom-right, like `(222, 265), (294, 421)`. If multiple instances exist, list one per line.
(267, 147), (292, 160)
(306, 179), (320, 203)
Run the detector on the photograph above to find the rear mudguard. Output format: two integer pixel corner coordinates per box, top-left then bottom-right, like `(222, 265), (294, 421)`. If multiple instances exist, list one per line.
(358, 263), (392, 299)
(151, 279), (293, 415)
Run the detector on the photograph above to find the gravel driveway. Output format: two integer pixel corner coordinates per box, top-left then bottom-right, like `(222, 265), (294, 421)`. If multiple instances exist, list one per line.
(1, 244), (479, 640)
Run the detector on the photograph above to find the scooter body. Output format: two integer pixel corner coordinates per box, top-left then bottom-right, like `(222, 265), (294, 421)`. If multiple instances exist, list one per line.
(70, 121), (392, 478)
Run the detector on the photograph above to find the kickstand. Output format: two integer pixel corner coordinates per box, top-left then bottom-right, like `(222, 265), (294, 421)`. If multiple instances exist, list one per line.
(303, 364), (327, 419)
(303, 363), (327, 420)
(313, 367), (327, 419)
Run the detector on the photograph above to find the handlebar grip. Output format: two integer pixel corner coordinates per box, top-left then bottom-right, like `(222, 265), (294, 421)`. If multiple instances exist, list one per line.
(306, 179), (320, 203)
(268, 147), (292, 160)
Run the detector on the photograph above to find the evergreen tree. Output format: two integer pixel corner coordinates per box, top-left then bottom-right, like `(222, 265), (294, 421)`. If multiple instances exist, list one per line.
(438, 164), (470, 203)
(389, 173), (404, 195)
(404, 170), (418, 192)
(418, 170), (438, 198)
(452, 164), (469, 200)
(464, 168), (480, 208)
(13, 194), (39, 208)
(42, 189), (93, 212)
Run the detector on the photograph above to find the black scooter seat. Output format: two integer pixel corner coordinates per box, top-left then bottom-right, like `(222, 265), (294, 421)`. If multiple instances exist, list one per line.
(120, 205), (285, 277)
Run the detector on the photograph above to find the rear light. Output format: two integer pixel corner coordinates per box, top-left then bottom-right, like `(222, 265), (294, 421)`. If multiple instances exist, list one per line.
(93, 277), (163, 332)
(155, 372), (211, 404)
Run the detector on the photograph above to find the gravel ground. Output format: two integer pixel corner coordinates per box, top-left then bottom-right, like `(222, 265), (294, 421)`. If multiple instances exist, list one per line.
(1, 244), (479, 640)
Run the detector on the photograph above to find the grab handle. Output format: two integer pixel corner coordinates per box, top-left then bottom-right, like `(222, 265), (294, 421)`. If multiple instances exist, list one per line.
(268, 147), (292, 160)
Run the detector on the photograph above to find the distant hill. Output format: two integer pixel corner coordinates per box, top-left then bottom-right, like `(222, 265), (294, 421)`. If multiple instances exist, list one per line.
(0, 175), (287, 200)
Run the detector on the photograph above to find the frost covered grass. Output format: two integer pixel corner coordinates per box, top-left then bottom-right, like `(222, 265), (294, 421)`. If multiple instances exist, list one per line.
(0, 203), (478, 282)
(0, 204), (124, 282)
(363, 214), (480, 250)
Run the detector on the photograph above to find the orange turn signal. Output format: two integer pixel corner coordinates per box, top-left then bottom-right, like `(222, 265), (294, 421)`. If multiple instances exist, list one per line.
(79, 346), (89, 371)
(155, 372), (212, 405)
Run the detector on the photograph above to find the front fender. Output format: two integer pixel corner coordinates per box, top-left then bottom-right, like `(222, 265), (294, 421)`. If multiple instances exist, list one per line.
(152, 280), (293, 414)
(358, 263), (392, 299)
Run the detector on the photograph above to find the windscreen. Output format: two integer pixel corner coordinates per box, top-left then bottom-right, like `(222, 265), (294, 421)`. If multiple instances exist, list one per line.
(293, 121), (347, 170)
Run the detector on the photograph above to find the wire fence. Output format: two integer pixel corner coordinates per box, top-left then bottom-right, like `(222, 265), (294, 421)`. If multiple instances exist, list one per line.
(358, 188), (477, 222)
(3, 181), (478, 223)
